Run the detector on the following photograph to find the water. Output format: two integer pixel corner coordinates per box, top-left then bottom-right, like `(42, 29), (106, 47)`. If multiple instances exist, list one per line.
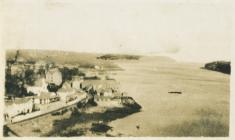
(108, 58), (229, 136)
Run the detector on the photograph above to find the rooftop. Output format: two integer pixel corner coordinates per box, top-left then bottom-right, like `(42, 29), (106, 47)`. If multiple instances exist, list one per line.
(46, 68), (61, 74)
(34, 92), (57, 99)
(82, 80), (119, 89)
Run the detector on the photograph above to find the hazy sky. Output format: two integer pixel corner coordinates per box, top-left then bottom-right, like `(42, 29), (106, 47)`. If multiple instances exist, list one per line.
(2, 0), (232, 62)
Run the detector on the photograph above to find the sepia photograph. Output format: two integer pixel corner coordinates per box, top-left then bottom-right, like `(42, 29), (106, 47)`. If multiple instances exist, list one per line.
(1, 0), (234, 138)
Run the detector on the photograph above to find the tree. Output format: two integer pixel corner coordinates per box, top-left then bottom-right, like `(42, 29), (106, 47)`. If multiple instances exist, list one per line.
(5, 74), (28, 97)
(25, 69), (35, 85)
(47, 83), (60, 92)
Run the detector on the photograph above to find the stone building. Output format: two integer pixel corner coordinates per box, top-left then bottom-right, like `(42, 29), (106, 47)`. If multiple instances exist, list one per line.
(46, 68), (62, 86)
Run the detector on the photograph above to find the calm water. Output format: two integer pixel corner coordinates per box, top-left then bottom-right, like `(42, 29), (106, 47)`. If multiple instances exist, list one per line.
(108, 58), (229, 136)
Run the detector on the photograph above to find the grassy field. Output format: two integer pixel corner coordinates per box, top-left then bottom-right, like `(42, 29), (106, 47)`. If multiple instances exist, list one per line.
(108, 56), (229, 137)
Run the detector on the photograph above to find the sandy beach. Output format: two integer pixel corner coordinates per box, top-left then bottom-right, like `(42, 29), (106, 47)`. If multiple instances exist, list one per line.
(108, 56), (230, 136)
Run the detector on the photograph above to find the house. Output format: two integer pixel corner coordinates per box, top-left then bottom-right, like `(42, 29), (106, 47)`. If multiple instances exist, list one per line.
(94, 65), (103, 70)
(81, 80), (122, 102)
(10, 64), (25, 77)
(57, 81), (87, 104)
(64, 91), (86, 104)
(81, 80), (119, 91)
(61, 81), (73, 89)
(46, 68), (62, 86)
(24, 63), (32, 70)
(79, 68), (98, 79)
(26, 78), (48, 95)
(96, 88), (113, 97)
(34, 60), (47, 73)
(57, 88), (76, 103)
(6, 58), (15, 67)
(93, 88), (120, 102)
(33, 92), (59, 105)
(71, 76), (84, 90)
(4, 98), (34, 121)
(64, 64), (80, 69)
(81, 84), (94, 94)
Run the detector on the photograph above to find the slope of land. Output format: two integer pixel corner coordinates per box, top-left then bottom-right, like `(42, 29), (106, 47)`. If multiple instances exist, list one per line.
(6, 49), (120, 69)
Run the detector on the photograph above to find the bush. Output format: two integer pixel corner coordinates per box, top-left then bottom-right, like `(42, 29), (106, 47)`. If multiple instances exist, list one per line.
(204, 61), (230, 74)
(47, 83), (60, 92)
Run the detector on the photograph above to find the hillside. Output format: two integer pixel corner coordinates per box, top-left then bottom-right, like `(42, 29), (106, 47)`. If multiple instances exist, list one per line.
(6, 49), (120, 69)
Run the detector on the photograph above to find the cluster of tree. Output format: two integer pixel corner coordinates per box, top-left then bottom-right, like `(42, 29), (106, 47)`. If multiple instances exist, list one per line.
(59, 67), (85, 82)
(24, 69), (35, 85)
(5, 66), (42, 97)
(47, 83), (60, 92)
(5, 74), (28, 97)
(204, 61), (230, 74)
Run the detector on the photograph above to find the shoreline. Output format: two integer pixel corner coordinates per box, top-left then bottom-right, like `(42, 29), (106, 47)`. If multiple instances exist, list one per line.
(4, 101), (141, 137)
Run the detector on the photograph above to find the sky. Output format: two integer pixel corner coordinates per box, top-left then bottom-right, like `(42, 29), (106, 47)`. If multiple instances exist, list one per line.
(1, 0), (232, 62)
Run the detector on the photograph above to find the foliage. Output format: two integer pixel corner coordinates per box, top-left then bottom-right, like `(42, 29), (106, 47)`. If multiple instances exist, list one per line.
(24, 69), (36, 85)
(204, 61), (230, 74)
(5, 72), (28, 97)
(59, 67), (80, 81)
(47, 83), (60, 92)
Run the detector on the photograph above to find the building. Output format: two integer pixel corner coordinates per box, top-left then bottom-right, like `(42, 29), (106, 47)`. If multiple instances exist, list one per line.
(10, 64), (25, 77)
(4, 98), (34, 121)
(79, 68), (98, 79)
(15, 54), (26, 64)
(96, 88), (113, 97)
(33, 92), (59, 105)
(46, 68), (62, 86)
(61, 81), (73, 89)
(57, 88), (86, 103)
(71, 76), (84, 90)
(57, 80), (87, 104)
(81, 80), (119, 91)
(63, 64), (80, 69)
(94, 65), (103, 70)
(57, 88), (74, 102)
(34, 60), (47, 73)
(25, 78), (48, 95)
